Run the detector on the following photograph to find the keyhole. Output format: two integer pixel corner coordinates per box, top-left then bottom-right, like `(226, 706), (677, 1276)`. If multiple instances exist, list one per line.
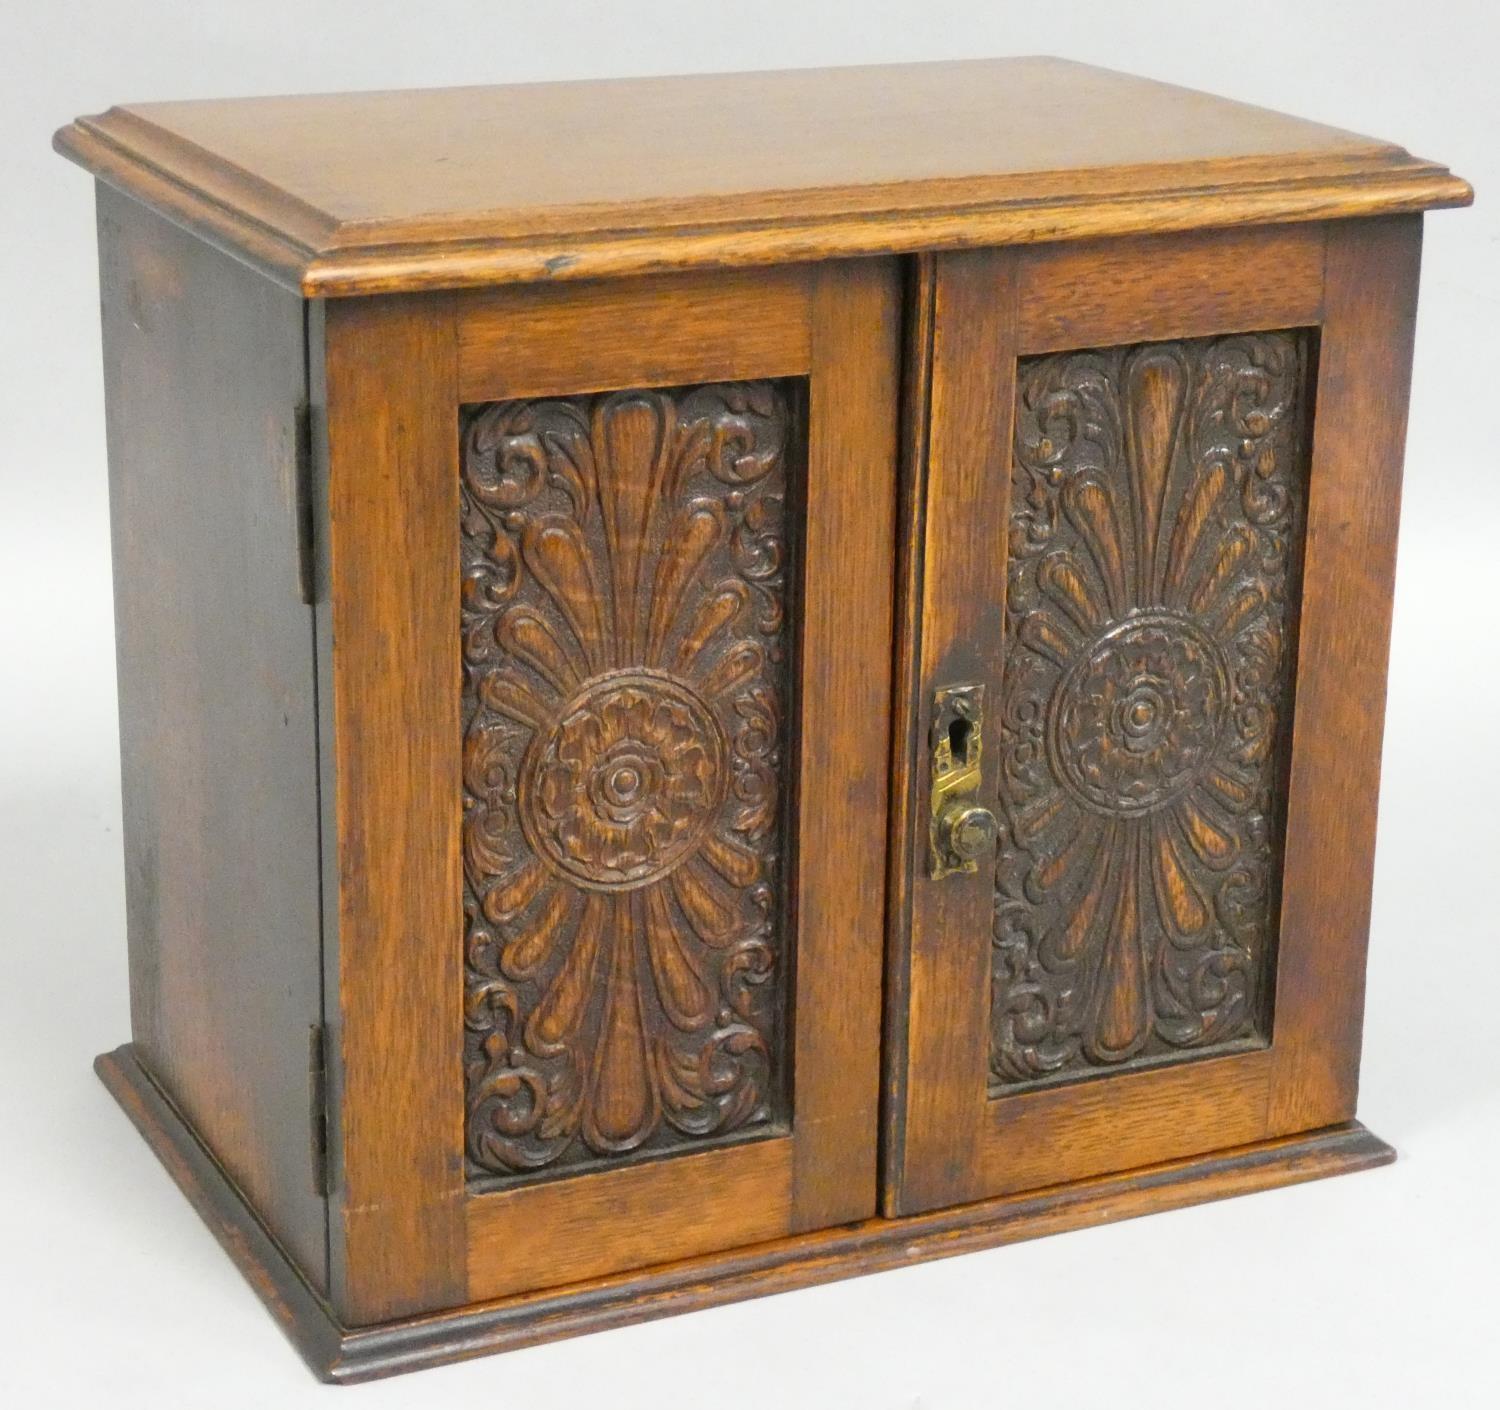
(947, 715), (972, 764)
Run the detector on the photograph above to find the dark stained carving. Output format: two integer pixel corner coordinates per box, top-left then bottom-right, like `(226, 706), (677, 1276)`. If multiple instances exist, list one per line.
(461, 381), (795, 1180)
(991, 332), (1310, 1090)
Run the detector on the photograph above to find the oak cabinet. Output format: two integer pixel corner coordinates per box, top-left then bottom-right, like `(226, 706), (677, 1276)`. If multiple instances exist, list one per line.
(57, 58), (1470, 1381)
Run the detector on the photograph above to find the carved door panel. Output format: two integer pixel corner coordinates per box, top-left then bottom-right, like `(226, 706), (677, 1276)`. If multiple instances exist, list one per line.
(885, 222), (1422, 1216)
(459, 381), (800, 1182)
(318, 262), (901, 1322)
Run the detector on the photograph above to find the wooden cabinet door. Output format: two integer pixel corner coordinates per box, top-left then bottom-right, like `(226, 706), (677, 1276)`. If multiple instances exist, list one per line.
(314, 261), (901, 1323)
(885, 221), (1422, 1216)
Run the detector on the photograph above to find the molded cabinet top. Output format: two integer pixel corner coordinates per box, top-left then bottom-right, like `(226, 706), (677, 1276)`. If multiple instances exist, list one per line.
(56, 57), (1470, 297)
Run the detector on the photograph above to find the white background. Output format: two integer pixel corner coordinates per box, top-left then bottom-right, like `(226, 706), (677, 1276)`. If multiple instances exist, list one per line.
(3, 3), (1497, 1405)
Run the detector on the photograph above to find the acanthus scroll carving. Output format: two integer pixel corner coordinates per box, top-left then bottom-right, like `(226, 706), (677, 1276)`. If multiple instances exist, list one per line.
(991, 332), (1310, 1089)
(461, 381), (794, 1179)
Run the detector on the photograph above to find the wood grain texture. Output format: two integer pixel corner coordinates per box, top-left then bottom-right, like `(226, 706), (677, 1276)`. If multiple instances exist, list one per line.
(309, 260), (897, 1317)
(889, 219), (1423, 1212)
(95, 1042), (1393, 1385)
(96, 186), (327, 1286)
(70, 52), (1461, 1382)
(991, 330), (1312, 1088)
(788, 258), (901, 1230)
(315, 294), (467, 1325)
(457, 267), (812, 400)
(886, 250), (1019, 1215)
(1015, 226), (1325, 353)
(1267, 217), (1423, 1132)
(55, 60), (1470, 295)
(880, 253), (938, 1215)
(459, 381), (797, 1181)
(452, 258), (894, 1282)
(467, 1137), (793, 1302)
(981, 1049), (1272, 1195)
(95, 1047), (342, 1374)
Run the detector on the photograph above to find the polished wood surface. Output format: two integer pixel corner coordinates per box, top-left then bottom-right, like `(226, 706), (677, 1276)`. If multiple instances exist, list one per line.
(884, 248), (1018, 1215)
(1267, 217), (1423, 1132)
(990, 328), (1310, 1085)
(456, 266), (812, 400)
(96, 1042), (1394, 1384)
(458, 381), (800, 1182)
(312, 260), (900, 1323)
(789, 260), (901, 1229)
(467, 1139), (796, 1302)
(1015, 225), (1326, 353)
(96, 188), (327, 1284)
(887, 219), (1426, 1211)
(55, 59), (1470, 295)
(314, 292), (467, 1325)
(68, 61), (1466, 1383)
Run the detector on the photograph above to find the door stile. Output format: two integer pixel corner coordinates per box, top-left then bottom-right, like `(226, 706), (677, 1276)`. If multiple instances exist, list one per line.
(316, 292), (469, 1326)
(883, 250), (1021, 1216)
(1265, 216), (1422, 1132)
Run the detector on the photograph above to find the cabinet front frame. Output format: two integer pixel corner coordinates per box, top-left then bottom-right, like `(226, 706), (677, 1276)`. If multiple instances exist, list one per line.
(315, 260), (902, 1323)
(885, 220), (1422, 1216)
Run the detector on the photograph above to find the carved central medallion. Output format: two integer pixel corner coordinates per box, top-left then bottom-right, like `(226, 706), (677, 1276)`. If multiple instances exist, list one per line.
(520, 669), (728, 892)
(1049, 611), (1228, 818)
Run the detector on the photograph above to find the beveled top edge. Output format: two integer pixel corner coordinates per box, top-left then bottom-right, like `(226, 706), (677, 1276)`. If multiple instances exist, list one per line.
(54, 58), (1473, 297)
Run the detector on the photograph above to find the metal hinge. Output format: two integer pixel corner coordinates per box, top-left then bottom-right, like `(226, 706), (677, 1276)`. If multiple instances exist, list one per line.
(293, 401), (316, 606)
(308, 1022), (330, 1197)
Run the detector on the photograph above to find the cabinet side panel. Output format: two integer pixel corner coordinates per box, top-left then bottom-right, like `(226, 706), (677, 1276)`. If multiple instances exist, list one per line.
(97, 185), (326, 1286)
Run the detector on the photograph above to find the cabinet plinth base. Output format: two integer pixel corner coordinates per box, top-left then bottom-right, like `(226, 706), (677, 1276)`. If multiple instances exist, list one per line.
(97, 1042), (1394, 1385)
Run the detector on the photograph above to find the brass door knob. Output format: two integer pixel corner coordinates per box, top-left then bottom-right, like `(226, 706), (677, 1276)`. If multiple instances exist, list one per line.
(935, 798), (997, 869)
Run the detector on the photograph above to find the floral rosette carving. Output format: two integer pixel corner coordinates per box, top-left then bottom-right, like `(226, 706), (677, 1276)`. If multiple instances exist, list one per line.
(461, 382), (792, 1178)
(991, 334), (1309, 1088)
